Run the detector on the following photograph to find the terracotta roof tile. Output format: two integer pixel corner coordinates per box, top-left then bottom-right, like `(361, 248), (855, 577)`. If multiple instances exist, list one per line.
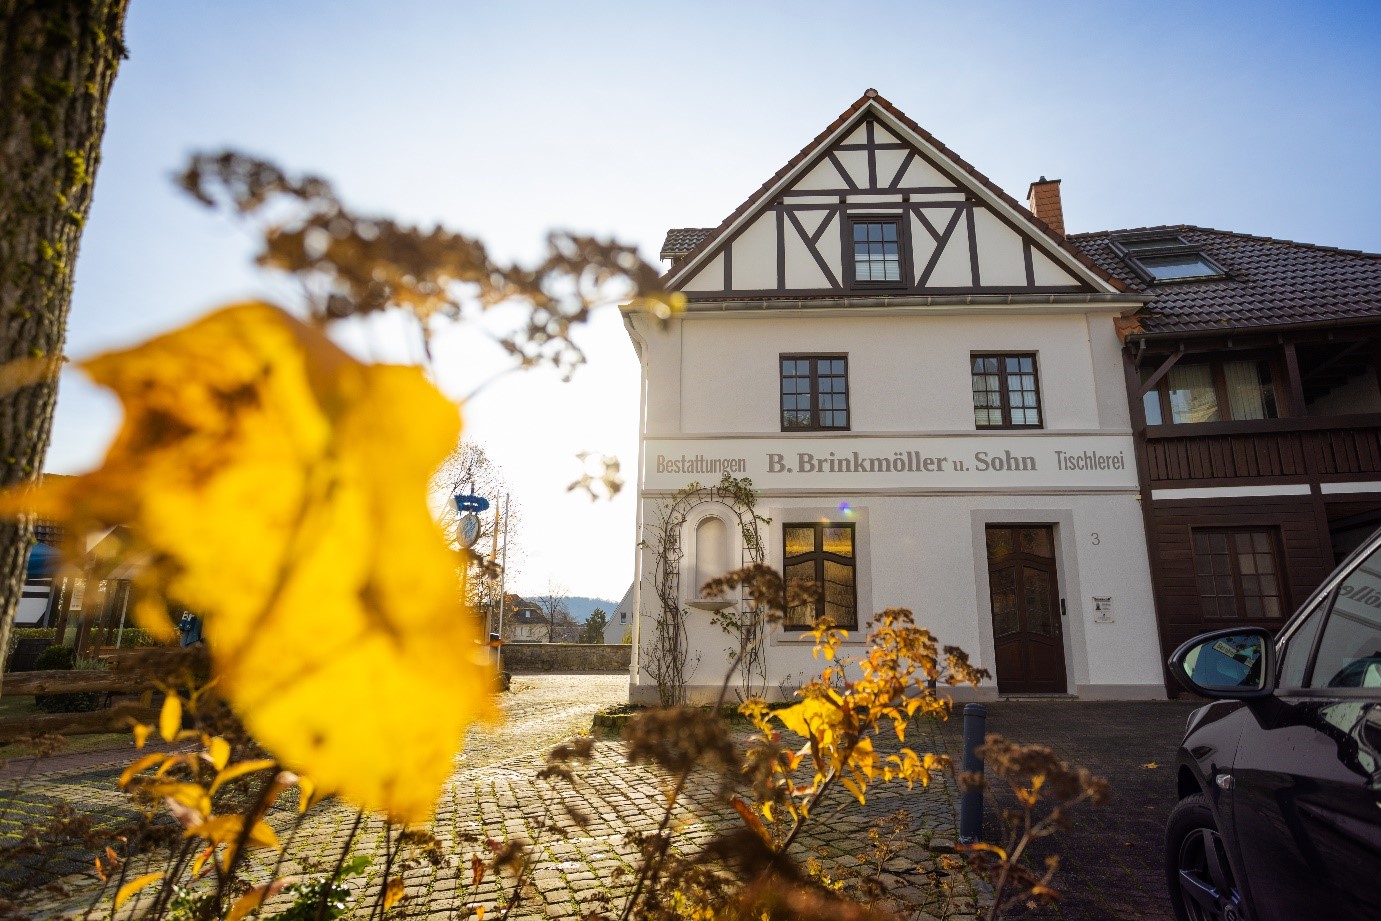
(1069, 226), (1381, 336)
(660, 228), (713, 262)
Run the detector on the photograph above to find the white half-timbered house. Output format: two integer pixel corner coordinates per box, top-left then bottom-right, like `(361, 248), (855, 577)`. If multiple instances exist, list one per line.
(622, 90), (1164, 702)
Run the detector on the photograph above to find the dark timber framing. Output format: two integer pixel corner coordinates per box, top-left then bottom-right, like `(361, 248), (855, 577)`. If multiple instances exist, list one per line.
(1123, 320), (1381, 693)
(670, 101), (1104, 301)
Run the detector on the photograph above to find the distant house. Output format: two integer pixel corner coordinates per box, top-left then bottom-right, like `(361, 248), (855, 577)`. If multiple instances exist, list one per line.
(604, 583), (634, 644)
(504, 598), (549, 643)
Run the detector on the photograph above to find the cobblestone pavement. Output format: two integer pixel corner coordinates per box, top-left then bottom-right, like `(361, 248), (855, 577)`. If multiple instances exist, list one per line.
(935, 699), (1202, 921)
(4, 675), (982, 921)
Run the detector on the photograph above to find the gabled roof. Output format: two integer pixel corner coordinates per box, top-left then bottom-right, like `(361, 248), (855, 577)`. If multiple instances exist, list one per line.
(664, 89), (1125, 294)
(1070, 226), (1381, 337)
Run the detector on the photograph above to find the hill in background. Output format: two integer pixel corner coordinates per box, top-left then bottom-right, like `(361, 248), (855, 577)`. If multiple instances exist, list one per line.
(565, 596), (618, 623)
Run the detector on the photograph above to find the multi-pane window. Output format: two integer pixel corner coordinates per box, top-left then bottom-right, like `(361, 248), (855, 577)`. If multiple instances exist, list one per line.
(1192, 529), (1286, 620)
(781, 356), (849, 431)
(1142, 358), (1280, 425)
(971, 354), (1042, 428)
(783, 522), (856, 630)
(851, 220), (902, 284)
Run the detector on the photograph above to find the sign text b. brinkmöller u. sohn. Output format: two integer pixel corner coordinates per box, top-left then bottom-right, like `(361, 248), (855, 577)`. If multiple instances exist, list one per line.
(644, 435), (1136, 491)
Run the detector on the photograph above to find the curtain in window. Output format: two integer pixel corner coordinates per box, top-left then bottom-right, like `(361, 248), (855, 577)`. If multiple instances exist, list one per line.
(1224, 360), (1272, 421)
(1167, 364), (1219, 423)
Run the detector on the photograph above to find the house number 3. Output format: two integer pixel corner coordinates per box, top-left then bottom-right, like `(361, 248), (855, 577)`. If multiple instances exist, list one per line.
(1090, 532), (1101, 546)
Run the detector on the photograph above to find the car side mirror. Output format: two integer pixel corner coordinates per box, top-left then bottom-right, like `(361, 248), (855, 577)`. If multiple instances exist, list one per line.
(1168, 627), (1274, 699)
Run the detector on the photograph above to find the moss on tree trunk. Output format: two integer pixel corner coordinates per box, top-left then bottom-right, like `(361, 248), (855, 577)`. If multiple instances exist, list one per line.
(0, 0), (131, 689)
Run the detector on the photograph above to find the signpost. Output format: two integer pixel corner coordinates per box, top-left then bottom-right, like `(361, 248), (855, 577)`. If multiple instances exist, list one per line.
(455, 492), (508, 675)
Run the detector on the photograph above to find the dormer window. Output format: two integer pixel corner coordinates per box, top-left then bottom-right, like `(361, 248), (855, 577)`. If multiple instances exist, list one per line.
(1110, 233), (1226, 284)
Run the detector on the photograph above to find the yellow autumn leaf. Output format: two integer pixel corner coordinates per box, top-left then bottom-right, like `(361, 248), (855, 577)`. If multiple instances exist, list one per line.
(250, 819), (280, 849)
(383, 877), (406, 910)
(114, 872), (163, 910)
(209, 758), (278, 795)
(225, 877), (298, 921)
(119, 752), (167, 788)
(774, 697), (838, 743)
(159, 695), (182, 744)
(846, 735), (877, 781)
(207, 736), (231, 772)
(132, 723), (153, 749)
(1144, 762), (1159, 770)
(191, 845), (215, 878)
(185, 814), (242, 844)
(148, 782), (212, 818)
(730, 795), (772, 844)
(0, 302), (495, 823)
(295, 774), (322, 813)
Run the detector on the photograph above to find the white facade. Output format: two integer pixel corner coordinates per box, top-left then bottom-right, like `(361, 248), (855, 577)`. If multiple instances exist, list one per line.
(603, 583), (635, 645)
(624, 92), (1164, 703)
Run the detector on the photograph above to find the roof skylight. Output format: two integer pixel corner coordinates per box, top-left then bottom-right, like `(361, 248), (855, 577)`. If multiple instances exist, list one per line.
(1110, 233), (1226, 283)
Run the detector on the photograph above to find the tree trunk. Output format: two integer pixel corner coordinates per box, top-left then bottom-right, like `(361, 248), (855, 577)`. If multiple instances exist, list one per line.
(0, 0), (131, 693)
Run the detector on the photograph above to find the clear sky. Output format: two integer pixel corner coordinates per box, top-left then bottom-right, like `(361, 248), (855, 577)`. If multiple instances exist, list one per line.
(49, 0), (1381, 599)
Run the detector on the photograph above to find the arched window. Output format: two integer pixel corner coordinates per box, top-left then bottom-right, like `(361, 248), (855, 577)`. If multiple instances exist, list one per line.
(694, 516), (730, 596)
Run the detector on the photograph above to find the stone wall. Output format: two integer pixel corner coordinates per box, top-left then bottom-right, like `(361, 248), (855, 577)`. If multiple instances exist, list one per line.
(502, 643), (631, 673)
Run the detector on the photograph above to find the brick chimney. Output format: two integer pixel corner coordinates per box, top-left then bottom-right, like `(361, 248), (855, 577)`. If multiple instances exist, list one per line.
(1026, 176), (1065, 237)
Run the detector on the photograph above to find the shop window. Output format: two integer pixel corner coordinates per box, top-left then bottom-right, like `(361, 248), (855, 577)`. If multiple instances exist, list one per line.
(781, 355), (849, 431)
(1191, 528), (1286, 621)
(782, 522), (856, 630)
(1143, 357), (1280, 425)
(972, 354), (1042, 428)
(849, 219), (903, 286)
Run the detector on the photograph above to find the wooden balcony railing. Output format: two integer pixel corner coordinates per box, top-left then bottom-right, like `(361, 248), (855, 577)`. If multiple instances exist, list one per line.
(1144, 413), (1381, 486)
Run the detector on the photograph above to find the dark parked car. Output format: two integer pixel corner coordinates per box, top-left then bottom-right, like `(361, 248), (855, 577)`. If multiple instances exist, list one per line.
(1166, 529), (1381, 921)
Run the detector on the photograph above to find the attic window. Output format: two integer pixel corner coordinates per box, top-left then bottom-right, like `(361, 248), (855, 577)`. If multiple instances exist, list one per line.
(1110, 233), (1226, 284)
(850, 220), (903, 285)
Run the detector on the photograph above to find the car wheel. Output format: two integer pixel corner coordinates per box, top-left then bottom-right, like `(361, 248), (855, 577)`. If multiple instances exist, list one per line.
(1166, 793), (1247, 921)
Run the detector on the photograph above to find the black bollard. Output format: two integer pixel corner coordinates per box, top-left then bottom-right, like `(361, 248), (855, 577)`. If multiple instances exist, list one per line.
(958, 702), (987, 843)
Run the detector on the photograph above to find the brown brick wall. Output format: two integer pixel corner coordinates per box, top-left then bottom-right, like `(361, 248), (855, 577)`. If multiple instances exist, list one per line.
(1027, 179), (1065, 236)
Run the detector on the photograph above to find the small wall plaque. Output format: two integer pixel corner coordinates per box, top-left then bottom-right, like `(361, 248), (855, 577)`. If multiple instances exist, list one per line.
(1093, 596), (1113, 623)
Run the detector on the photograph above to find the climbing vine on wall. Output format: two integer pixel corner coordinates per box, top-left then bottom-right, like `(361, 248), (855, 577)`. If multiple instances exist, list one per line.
(644, 473), (769, 704)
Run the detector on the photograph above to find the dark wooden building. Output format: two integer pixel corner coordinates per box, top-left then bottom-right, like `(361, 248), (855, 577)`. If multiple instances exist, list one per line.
(1069, 225), (1381, 687)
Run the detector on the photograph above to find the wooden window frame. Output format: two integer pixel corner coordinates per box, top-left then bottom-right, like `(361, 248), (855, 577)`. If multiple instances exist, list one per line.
(1190, 526), (1289, 622)
(845, 216), (909, 291)
(1144, 353), (1287, 426)
(971, 352), (1043, 430)
(782, 521), (857, 631)
(780, 354), (850, 432)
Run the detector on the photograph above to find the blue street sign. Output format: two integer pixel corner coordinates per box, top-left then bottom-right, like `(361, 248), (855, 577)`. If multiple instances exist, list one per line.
(453, 494), (491, 513)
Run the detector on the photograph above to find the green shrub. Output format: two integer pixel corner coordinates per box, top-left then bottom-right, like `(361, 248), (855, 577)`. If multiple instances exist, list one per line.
(33, 644), (76, 671)
(33, 645), (103, 713)
(3, 626), (57, 665)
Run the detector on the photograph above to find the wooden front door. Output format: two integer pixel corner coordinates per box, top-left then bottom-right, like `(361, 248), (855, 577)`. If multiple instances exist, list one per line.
(985, 525), (1067, 693)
